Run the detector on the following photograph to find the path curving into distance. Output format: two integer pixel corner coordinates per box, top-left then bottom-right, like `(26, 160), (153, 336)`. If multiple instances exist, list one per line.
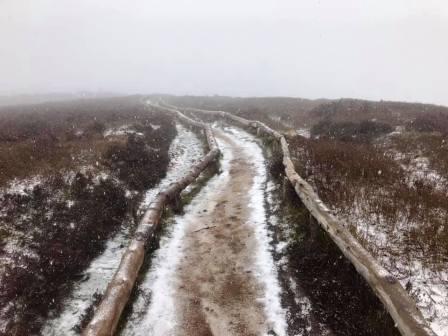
(121, 125), (287, 336)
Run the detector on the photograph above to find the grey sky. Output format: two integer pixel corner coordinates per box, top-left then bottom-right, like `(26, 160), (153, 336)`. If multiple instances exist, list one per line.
(1, 0), (447, 105)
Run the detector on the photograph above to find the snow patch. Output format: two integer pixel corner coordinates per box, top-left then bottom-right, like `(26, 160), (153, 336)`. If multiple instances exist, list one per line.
(103, 125), (143, 137)
(296, 128), (311, 139)
(139, 124), (204, 212)
(339, 193), (448, 336)
(2, 175), (43, 195)
(122, 128), (233, 335)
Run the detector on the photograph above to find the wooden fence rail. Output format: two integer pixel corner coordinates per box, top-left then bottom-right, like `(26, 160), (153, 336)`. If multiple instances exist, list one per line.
(82, 105), (220, 336)
(174, 104), (436, 336)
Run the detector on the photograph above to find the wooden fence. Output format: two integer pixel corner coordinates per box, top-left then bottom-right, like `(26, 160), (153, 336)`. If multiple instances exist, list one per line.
(82, 105), (220, 336)
(176, 104), (436, 336)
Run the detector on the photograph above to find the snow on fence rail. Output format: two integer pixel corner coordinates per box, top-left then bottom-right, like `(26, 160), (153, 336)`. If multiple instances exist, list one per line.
(82, 107), (220, 336)
(177, 104), (437, 336)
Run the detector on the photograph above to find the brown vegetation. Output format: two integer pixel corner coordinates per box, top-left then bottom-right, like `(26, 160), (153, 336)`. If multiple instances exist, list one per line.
(390, 132), (448, 178)
(281, 101), (448, 271)
(0, 96), (172, 187)
(104, 121), (175, 191)
(0, 175), (129, 335)
(311, 119), (393, 142)
(162, 95), (448, 134)
(288, 133), (448, 266)
(160, 94), (325, 128)
(309, 99), (448, 126)
(0, 97), (177, 335)
(407, 112), (448, 135)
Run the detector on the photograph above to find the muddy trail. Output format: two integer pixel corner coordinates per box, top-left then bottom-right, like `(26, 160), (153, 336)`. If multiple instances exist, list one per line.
(120, 126), (287, 335)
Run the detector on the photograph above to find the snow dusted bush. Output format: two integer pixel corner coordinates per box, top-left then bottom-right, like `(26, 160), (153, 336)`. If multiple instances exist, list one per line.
(0, 175), (129, 335)
(104, 119), (176, 191)
(0, 97), (177, 335)
(310, 119), (393, 142)
(288, 133), (448, 334)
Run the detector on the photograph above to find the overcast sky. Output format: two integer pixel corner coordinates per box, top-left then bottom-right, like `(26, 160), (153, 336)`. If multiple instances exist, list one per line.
(1, 0), (447, 105)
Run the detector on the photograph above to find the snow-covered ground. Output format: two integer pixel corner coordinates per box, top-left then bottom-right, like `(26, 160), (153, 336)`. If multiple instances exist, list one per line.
(292, 130), (448, 335)
(2, 175), (43, 195)
(340, 206), (448, 335)
(394, 153), (447, 335)
(400, 154), (447, 191)
(42, 124), (204, 335)
(296, 128), (311, 139)
(103, 124), (144, 137)
(41, 229), (130, 335)
(138, 124), (204, 211)
(337, 154), (448, 336)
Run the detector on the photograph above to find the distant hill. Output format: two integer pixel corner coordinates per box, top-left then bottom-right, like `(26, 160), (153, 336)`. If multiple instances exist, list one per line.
(0, 92), (121, 107)
(161, 95), (448, 130)
(308, 98), (448, 126)
(159, 94), (328, 128)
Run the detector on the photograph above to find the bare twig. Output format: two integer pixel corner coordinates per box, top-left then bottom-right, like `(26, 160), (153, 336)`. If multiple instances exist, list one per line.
(192, 225), (217, 233)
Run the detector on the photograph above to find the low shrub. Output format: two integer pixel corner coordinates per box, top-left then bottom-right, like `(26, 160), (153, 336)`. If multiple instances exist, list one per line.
(104, 121), (176, 191)
(391, 132), (448, 180)
(0, 96), (176, 187)
(311, 120), (393, 142)
(407, 113), (448, 134)
(288, 135), (448, 266)
(0, 174), (130, 335)
(0, 97), (178, 335)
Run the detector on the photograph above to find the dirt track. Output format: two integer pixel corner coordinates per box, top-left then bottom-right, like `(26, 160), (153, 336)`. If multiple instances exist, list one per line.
(174, 129), (269, 335)
(123, 126), (286, 336)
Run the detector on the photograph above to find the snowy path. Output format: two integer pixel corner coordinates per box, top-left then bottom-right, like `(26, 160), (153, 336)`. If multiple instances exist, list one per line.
(121, 126), (287, 336)
(42, 124), (204, 336)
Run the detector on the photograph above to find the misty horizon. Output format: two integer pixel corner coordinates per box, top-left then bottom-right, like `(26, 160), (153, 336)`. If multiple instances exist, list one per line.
(1, 0), (447, 106)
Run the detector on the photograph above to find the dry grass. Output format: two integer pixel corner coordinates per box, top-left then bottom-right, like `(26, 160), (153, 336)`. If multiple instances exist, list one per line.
(311, 120), (393, 142)
(0, 176), (130, 335)
(389, 132), (448, 179)
(407, 112), (448, 134)
(161, 94), (325, 128)
(288, 100), (448, 270)
(288, 134), (448, 266)
(309, 99), (448, 126)
(0, 137), (120, 187)
(0, 96), (171, 187)
(0, 96), (178, 335)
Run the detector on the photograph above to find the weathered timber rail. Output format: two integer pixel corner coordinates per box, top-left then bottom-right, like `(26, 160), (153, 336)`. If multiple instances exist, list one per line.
(82, 107), (220, 336)
(169, 103), (436, 336)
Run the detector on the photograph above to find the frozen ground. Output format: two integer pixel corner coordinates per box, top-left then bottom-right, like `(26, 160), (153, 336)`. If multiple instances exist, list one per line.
(339, 205), (448, 335)
(336, 152), (448, 336)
